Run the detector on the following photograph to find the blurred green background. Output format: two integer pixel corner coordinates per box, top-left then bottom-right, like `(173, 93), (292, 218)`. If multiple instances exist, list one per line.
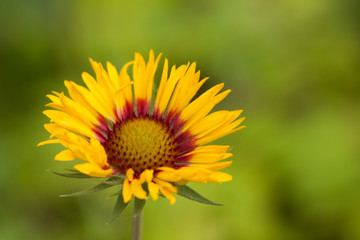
(1, 0), (360, 239)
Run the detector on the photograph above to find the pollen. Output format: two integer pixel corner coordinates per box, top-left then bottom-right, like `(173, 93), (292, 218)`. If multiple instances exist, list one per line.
(104, 117), (178, 174)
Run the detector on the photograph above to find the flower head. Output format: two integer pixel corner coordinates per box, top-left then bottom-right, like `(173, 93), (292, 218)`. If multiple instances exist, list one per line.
(40, 50), (245, 205)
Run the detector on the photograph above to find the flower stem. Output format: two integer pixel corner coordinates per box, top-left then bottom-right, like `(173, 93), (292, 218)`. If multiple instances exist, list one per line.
(131, 204), (142, 240)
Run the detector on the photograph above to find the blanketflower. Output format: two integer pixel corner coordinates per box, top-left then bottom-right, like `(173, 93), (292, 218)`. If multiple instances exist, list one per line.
(39, 50), (245, 205)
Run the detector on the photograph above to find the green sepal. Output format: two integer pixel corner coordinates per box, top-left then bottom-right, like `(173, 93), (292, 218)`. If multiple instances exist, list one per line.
(175, 183), (223, 206)
(59, 182), (116, 197)
(134, 198), (146, 217)
(107, 186), (129, 224)
(46, 169), (94, 178)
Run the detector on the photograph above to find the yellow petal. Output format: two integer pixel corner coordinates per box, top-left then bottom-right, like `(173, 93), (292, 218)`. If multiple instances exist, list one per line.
(81, 71), (116, 121)
(153, 58), (169, 113)
(196, 119), (246, 146)
(43, 110), (94, 138)
(118, 61), (134, 104)
(174, 167), (197, 179)
(167, 63), (208, 114)
(207, 171), (233, 183)
(156, 170), (181, 182)
(158, 186), (176, 205)
(140, 169), (154, 183)
(74, 163), (112, 178)
(154, 179), (177, 193)
(180, 84), (227, 127)
(154, 61), (187, 115)
(130, 179), (148, 199)
(54, 149), (75, 161)
(46, 92), (99, 127)
(146, 51), (162, 103)
(126, 168), (134, 180)
(184, 145), (230, 155)
(106, 61), (120, 89)
(188, 153), (233, 164)
(148, 181), (160, 201)
(37, 139), (60, 146)
(181, 168), (211, 183)
(114, 82), (133, 114)
(64, 80), (105, 120)
(192, 111), (243, 139)
(190, 161), (233, 171)
(88, 138), (109, 167)
(123, 178), (133, 203)
(133, 50), (162, 103)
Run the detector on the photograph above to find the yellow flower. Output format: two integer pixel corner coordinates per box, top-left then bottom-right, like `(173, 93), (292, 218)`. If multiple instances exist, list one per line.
(39, 50), (245, 205)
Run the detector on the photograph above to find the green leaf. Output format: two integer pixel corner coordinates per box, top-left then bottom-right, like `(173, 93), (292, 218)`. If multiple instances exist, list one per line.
(106, 190), (122, 199)
(59, 182), (116, 197)
(107, 187), (129, 224)
(65, 168), (82, 172)
(175, 184), (223, 206)
(105, 175), (126, 185)
(47, 169), (94, 178)
(134, 198), (146, 217)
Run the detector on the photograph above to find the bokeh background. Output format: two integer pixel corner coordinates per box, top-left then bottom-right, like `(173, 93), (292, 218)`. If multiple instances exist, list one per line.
(1, 0), (360, 239)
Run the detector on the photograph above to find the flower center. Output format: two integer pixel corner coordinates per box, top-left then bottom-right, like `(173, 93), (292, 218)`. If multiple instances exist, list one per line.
(104, 117), (178, 174)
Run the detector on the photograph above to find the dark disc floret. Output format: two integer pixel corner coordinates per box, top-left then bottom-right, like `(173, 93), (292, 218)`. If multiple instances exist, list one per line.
(104, 117), (179, 174)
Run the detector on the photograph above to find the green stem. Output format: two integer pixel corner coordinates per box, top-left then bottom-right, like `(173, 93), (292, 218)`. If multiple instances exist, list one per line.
(131, 204), (142, 240)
